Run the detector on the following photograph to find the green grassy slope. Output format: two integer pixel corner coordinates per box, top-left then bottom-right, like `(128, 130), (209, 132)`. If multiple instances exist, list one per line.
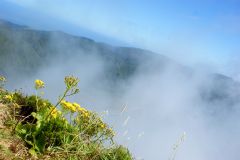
(0, 76), (133, 160)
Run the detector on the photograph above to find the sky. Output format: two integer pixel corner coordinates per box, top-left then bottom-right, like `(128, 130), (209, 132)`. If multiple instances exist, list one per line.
(0, 0), (240, 76)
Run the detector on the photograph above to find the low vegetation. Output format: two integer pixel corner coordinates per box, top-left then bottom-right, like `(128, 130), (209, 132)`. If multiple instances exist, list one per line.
(0, 75), (133, 160)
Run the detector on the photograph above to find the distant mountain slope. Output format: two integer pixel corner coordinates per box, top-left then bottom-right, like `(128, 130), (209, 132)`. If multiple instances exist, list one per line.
(0, 19), (185, 83)
(1, 19), (240, 109)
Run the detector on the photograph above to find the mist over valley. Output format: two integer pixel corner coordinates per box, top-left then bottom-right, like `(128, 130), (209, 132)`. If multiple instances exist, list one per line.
(1, 19), (240, 159)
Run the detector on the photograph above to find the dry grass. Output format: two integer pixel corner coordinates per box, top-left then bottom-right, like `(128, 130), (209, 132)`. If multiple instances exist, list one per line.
(0, 103), (29, 160)
(0, 103), (8, 128)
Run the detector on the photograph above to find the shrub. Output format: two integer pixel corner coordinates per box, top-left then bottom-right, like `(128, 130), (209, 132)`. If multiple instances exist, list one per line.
(0, 75), (133, 159)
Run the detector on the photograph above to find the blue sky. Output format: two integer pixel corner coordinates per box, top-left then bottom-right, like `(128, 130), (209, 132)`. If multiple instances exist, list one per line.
(0, 0), (240, 76)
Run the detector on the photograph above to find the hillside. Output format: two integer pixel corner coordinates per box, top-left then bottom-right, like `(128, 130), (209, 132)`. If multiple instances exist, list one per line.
(0, 76), (133, 159)
(0, 19), (187, 82)
(1, 19), (240, 111)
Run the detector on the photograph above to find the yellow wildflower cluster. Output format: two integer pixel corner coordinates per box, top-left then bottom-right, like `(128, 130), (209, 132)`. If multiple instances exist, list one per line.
(35, 79), (45, 89)
(60, 100), (90, 117)
(50, 106), (61, 119)
(73, 103), (90, 118)
(4, 94), (13, 101)
(60, 100), (76, 112)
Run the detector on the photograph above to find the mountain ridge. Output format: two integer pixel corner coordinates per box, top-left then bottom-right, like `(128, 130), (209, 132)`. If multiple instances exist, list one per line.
(1, 19), (240, 109)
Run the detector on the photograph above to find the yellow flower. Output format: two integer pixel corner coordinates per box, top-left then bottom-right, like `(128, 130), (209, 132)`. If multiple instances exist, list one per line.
(73, 103), (87, 112)
(35, 79), (44, 89)
(73, 103), (83, 111)
(83, 112), (90, 118)
(100, 123), (106, 129)
(50, 107), (59, 119)
(73, 103), (90, 118)
(60, 100), (76, 112)
(51, 113), (57, 119)
(51, 108), (57, 118)
(73, 102), (80, 108)
(4, 94), (13, 101)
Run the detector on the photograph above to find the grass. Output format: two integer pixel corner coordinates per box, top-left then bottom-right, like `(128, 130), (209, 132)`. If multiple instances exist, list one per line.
(0, 75), (133, 160)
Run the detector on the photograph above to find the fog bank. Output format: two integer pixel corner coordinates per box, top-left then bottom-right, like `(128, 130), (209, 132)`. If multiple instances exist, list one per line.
(6, 45), (240, 160)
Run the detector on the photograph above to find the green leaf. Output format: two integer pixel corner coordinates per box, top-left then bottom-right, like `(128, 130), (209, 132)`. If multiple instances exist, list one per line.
(35, 118), (42, 131)
(20, 128), (27, 134)
(29, 148), (37, 157)
(34, 133), (46, 153)
(31, 112), (37, 118)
